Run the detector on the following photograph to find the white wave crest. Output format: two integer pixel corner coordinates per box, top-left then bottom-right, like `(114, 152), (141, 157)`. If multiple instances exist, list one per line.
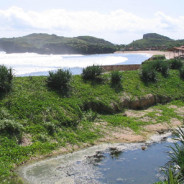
(0, 53), (128, 75)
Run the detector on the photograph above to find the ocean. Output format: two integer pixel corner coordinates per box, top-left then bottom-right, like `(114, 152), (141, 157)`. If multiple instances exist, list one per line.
(0, 52), (151, 76)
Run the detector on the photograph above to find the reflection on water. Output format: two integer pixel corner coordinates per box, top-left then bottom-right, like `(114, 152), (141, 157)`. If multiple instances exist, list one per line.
(109, 147), (123, 160)
(18, 134), (174, 184)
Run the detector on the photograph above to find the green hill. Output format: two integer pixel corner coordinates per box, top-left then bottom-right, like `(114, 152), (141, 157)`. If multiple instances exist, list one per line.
(0, 33), (117, 54)
(124, 33), (184, 50)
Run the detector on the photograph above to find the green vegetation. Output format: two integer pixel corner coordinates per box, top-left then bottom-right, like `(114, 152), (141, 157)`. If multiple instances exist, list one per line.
(180, 66), (184, 80)
(82, 65), (103, 81)
(155, 127), (184, 184)
(124, 33), (184, 51)
(169, 59), (183, 70)
(140, 63), (157, 83)
(110, 70), (123, 90)
(0, 65), (13, 94)
(140, 57), (184, 83)
(150, 55), (166, 60)
(0, 34), (117, 54)
(0, 61), (184, 183)
(46, 69), (72, 96)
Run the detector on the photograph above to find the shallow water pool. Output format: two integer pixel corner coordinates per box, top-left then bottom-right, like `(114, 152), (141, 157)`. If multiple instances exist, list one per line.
(18, 133), (175, 184)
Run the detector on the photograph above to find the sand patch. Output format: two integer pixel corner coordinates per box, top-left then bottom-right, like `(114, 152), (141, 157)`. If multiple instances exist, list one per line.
(170, 118), (182, 126)
(169, 105), (178, 109)
(21, 134), (32, 146)
(124, 110), (146, 118)
(175, 107), (184, 116)
(99, 127), (145, 143)
(144, 123), (169, 133)
(140, 116), (156, 123)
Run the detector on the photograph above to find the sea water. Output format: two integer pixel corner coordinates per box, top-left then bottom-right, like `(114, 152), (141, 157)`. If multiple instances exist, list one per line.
(0, 52), (151, 76)
(18, 133), (176, 184)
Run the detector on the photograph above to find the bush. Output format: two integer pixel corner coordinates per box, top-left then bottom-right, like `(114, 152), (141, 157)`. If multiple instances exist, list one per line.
(47, 69), (72, 94)
(156, 60), (170, 77)
(0, 119), (23, 136)
(169, 59), (183, 69)
(180, 66), (184, 80)
(0, 65), (13, 93)
(110, 71), (123, 89)
(44, 122), (56, 135)
(82, 65), (103, 81)
(140, 64), (157, 83)
(82, 110), (97, 122)
(151, 55), (166, 60)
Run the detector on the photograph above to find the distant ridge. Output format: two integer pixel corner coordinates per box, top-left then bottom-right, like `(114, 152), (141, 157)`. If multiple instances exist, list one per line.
(124, 33), (184, 51)
(0, 33), (117, 54)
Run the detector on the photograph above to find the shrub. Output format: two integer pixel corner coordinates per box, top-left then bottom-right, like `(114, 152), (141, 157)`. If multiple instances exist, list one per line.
(0, 108), (12, 119)
(0, 65), (13, 93)
(0, 119), (23, 136)
(140, 64), (157, 83)
(47, 69), (72, 94)
(157, 61), (170, 77)
(180, 66), (184, 80)
(82, 65), (103, 81)
(82, 110), (97, 122)
(151, 55), (166, 60)
(44, 122), (56, 135)
(169, 59), (183, 69)
(110, 71), (123, 89)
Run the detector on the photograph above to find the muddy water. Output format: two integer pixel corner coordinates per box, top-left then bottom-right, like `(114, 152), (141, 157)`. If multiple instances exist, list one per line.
(18, 133), (175, 184)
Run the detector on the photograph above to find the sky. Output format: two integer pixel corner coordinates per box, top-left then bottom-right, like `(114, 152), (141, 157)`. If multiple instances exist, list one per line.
(0, 0), (184, 44)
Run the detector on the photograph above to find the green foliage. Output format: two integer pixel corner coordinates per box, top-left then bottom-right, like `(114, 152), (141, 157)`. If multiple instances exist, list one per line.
(169, 59), (183, 70)
(0, 33), (117, 54)
(179, 66), (184, 80)
(155, 168), (181, 184)
(157, 127), (184, 184)
(0, 119), (23, 136)
(125, 33), (184, 51)
(82, 65), (103, 81)
(47, 69), (72, 95)
(110, 70), (123, 89)
(0, 65), (13, 93)
(141, 59), (170, 83)
(82, 110), (97, 122)
(140, 63), (157, 83)
(44, 122), (56, 135)
(151, 55), (166, 60)
(0, 68), (183, 183)
(154, 60), (170, 77)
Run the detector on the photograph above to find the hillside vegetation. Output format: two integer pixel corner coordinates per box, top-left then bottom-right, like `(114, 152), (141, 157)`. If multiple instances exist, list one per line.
(0, 57), (184, 183)
(124, 33), (184, 51)
(0, 34), (117, 54)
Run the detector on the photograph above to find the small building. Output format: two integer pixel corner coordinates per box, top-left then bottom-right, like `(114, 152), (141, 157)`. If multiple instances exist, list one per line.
(172, 46), (184, 58)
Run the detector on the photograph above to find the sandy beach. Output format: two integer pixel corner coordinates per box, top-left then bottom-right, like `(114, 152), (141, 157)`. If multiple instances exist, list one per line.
(116, 50), (175, 59)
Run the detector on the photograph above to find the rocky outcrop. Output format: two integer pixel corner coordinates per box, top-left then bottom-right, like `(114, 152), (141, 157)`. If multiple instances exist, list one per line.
(120, 94), (171, 110)
(84, 94), (172, 114)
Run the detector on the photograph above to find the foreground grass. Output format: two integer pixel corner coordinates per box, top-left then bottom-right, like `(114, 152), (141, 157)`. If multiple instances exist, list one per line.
(0, 69), (184, 183)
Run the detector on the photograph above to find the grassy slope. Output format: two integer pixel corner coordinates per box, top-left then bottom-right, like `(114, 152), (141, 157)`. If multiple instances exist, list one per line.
(0, 69), (184, 183)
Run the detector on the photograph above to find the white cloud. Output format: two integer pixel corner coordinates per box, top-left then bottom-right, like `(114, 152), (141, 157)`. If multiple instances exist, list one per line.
(0, 7), (183, 43)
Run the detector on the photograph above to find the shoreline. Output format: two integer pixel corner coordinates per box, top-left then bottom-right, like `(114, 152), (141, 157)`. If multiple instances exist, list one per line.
(116, 50), (175, 59)
(17, 117), (181, 167)
(17, 123), (180, 184)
